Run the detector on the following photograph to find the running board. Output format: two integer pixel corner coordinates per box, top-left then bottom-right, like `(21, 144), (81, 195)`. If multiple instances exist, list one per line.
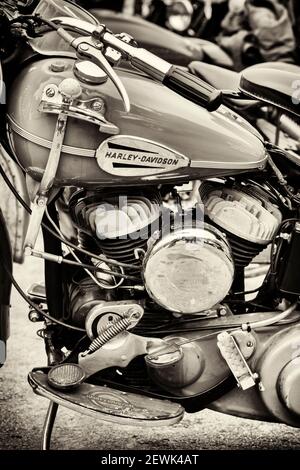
(28, 369), (185, 427)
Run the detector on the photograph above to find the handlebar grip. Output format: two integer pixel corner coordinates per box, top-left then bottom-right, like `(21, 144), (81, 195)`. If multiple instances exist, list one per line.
(163, 66), (222, 112)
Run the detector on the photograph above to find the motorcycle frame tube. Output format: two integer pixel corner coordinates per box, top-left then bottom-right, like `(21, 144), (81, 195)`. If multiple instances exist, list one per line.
(0, 208), (12, 367)
(0, 145), (30, 264)
(42, 200), (63, 322)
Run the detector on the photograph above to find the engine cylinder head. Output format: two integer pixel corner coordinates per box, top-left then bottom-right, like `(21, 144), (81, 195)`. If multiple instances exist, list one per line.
(69, 188), (161, 265)
(200, 182), (282, 267)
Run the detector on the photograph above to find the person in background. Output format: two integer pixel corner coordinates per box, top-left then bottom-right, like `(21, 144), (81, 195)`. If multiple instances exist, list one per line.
(218, 0), (296, 70)
(286, 0), (300, 52)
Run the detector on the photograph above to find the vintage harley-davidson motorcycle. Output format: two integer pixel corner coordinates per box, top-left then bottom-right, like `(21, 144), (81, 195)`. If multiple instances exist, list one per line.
(1, 0), (300, 450)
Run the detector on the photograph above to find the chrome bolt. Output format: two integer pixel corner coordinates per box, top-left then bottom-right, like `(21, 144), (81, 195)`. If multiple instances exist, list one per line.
(46, 87), (55, 98)
(94, 41), (103, 49)
(247, 341), (254, 348)
(91, 100), (103, 112)
(37, 198), (45, 207)
(28, 310), (41, 322)
(219, 308), (227, 316)
(125, 308), (142, 321)
(78, 44), (89, 52)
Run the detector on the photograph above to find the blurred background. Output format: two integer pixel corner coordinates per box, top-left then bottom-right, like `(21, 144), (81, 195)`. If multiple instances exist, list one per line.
(75, 0), (300, 70)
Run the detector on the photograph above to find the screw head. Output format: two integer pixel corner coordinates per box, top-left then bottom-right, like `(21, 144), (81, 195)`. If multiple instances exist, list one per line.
(219, 308), (227, 316)
(91, 100), (103, 112)
(37, 198), (45, 207)
(247, 341), (254, 348)
(46, 87), (55, 98)
(126, 307), (142, 320)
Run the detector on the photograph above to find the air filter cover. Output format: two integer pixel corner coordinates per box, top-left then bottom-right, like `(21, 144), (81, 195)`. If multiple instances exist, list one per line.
(143, 224), (234, 314)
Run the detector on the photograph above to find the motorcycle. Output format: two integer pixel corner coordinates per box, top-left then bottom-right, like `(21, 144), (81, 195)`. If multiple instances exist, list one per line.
(1, 0), (300, 451)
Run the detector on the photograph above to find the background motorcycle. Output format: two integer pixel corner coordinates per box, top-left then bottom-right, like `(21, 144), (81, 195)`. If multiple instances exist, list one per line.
(132, 0), (262, 67)
(75, 0), (234, 67)
(86, 4), (300, 149)
(142, 0), (228, 39)
(1, 0), (300, 450)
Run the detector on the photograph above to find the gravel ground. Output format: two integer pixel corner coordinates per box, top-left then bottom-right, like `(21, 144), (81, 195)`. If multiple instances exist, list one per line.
(0, 251), (300, 450)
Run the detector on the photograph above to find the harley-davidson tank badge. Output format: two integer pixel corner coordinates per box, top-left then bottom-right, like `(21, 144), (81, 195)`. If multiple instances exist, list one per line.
(96, 136), (189, 176)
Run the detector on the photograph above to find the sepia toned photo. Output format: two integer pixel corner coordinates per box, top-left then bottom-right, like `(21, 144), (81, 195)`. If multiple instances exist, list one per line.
(0, 0), (300, 460)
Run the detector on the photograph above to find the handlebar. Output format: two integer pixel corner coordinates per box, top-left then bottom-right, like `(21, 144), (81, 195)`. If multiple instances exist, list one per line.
(52, 17), (222, 112)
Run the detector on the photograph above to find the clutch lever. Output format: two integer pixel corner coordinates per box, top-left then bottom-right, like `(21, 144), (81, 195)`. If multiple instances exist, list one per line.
(54, 27), (130, 112)
(73, 36), (130, 113)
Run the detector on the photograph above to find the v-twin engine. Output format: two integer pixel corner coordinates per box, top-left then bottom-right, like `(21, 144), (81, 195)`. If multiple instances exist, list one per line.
(61, 181), (282, 322)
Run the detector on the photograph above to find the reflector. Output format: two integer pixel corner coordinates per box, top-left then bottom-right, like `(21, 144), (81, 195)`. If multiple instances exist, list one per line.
(47, 363), (85, 390)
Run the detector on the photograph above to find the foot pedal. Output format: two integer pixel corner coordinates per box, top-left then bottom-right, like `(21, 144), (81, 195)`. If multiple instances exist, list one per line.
(217, 332), (258, 390)
(28, 369), (184, 427)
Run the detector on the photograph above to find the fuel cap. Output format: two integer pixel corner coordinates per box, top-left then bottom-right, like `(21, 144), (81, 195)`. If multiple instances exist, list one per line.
(47, 363), (85, 390)
(74, 60), (108, 85)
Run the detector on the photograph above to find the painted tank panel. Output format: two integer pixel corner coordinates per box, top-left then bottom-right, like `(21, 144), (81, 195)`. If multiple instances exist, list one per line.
(7, 58), (266, 187)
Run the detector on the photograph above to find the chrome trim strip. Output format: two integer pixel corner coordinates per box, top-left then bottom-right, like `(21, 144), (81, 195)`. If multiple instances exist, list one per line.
(190, 154), (267, 170)
(7, 114), (268, 170)
(7, 115), (96, 158)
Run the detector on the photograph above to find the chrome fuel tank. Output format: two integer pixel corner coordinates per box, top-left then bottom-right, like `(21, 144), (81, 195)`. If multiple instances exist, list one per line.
(7, 58), (266, 187)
